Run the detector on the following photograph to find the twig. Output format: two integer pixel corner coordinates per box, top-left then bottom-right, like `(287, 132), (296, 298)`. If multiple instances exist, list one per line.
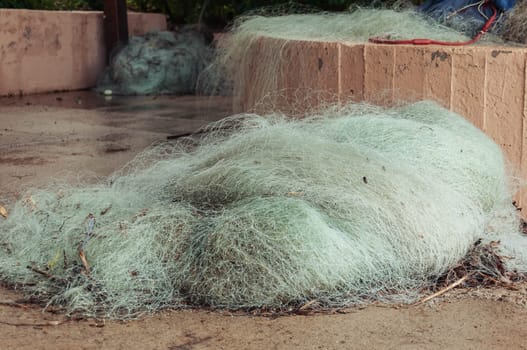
(415, 275), (469, 305)
(10, 174), (33, 180)
(89, 319), (106, 328)
(166, 130), (203, 140)
(28, 266), (52, 278)
(79, 250), (91, 275)
(0, 206), (8, 219)
(298, 299), (318, 311)
(0, 301), (32, 310)
(166, 122), (238, 140)
(27, 266), (68, 284)
(63, 249), (68, 269)
(0, 319), (66, 327)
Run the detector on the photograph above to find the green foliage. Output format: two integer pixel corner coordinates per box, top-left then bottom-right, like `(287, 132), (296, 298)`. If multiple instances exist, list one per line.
(0, 0), (424, 25)
(0, 0), (102, 10)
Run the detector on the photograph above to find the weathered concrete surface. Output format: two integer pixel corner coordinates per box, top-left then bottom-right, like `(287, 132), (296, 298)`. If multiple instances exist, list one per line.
(0, 92), (231, 203)
(0, 9), (167, 96)
(236, 40), (527, 214)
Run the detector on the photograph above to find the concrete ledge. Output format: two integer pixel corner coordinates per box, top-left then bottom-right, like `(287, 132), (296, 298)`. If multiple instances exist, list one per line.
(0, 9), (167, 96)
(236, 38), (527, 213)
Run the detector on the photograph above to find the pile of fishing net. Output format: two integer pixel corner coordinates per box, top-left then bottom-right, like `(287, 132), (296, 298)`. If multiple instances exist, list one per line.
(96, 29), (213, 96)
(205, 2), (524, 93)
(203, 2), (526, 107)
(200, 7), (475, 98)
(1, 101), (526, 318)
(229, 8), (471, 43)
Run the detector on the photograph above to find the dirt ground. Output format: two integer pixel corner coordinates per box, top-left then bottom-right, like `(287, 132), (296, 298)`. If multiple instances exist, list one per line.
(1, 92), (527, 350)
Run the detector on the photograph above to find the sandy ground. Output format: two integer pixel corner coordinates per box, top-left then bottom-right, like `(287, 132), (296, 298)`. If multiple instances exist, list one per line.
(1, 92), (527, 350)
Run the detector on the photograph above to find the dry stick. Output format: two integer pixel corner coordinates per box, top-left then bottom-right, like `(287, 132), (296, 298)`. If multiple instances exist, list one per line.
(63, 249), (68, 269)
(0, 301), (32, 310)
(27, 266), (68, 284)
(298, 299), (318, 311)
(79, 250), (91, 275)
(0, 319), (66, 327)
(415, 275), (469, 305)
(166, 121), (239, 140)
(0, 206), (8, 218)
(28, 266), (54, 278)
(166, 131), (197, 140)
(166, 127), (220, 140)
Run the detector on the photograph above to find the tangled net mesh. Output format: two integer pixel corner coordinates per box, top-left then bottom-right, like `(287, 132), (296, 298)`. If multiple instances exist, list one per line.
(96, 29), (213, 96)
(199, 6), (505, 101)
(230, 9), (471, 43)
(202, 2), (524, 98)
(0, 101), (526, 318)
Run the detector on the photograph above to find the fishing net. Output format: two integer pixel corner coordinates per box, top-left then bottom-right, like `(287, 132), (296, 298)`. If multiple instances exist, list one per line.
(199, 7), (498, 99)
(96, 29), (213, 95)
(0, 101), (525, 318)
(2, 2), (527, 320)
(228, 9), (470, 43)
(499, 0), (527, 44)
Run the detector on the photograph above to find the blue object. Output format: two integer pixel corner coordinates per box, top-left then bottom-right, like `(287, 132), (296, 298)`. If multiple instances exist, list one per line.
(491, 0), (516, 11)
(419, 0), (516, 20)
(419, 0), (517, 35)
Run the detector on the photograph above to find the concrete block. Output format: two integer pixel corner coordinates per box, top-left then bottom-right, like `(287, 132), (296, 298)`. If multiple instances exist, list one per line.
(364, 44), (395, 105)
(483, 48), (527, 212)
(451, 47), (486, 129)
(393, 46), (426, 103)
(70, 12), (106, 88)
(423, 47), (454, 108)
(277, 40), (339, 115)
(484, 49), (525, 167)
(232, 36), (287, 114)
(521, 57), (527, 215)
(339, 43), (365, 103)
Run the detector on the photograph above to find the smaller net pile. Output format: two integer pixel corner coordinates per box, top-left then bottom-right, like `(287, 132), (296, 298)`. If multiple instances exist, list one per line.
(96, 29), (213, 95)
(202, 8), (476, 103)
(0, 101), (526, 319)
(224, 9), (470, 43)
